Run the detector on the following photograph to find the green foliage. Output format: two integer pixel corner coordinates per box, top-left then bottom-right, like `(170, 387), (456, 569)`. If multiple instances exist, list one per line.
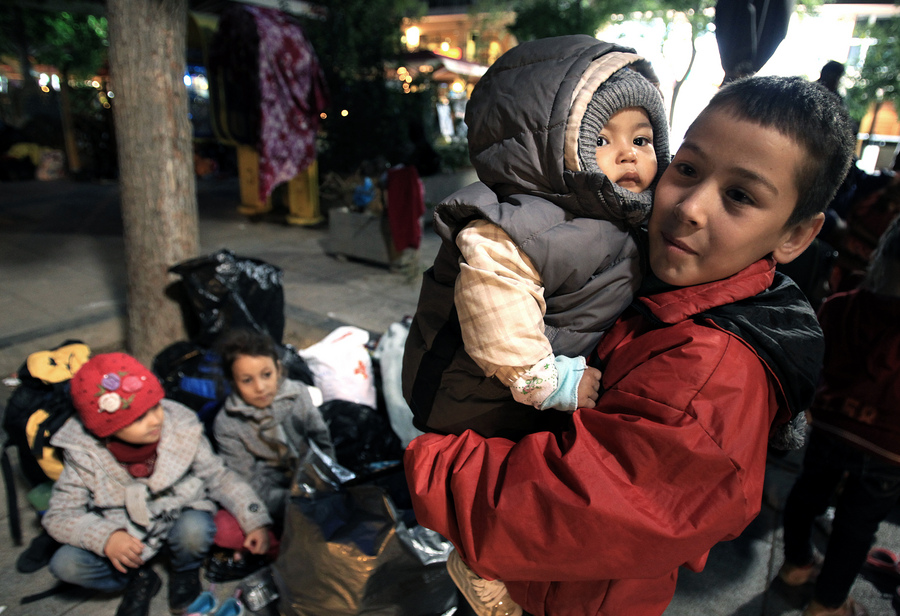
(42, 12), (109, 78)
(299, 0), (429, 173)
(0, 8), (108, 80)
(846, 16), (900, 128)
(508, 0), (635, 41)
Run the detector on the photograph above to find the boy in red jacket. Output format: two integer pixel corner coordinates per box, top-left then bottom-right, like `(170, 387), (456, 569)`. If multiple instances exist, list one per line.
(405, 74), (856, 616)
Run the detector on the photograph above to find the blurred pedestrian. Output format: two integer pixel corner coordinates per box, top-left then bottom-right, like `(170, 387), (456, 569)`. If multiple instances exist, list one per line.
(778, 213), (900, 616)
(816, 60), (846, 99)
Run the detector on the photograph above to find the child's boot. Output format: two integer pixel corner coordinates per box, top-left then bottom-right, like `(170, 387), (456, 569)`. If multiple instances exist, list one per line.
(169, 567), (203, 614)
(447, 549), (522, 616)
(115, 567), (162, 616)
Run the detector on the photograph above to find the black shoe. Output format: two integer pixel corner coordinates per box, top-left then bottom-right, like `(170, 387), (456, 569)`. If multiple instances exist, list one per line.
(16, 530), (61, 573)
(168, 567), (202, 614)
(115, 567), (162, 616)
(205, 549), (267, 583)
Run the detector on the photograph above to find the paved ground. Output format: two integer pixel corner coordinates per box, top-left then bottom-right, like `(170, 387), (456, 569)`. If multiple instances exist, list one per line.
(1, 176), (899, 615)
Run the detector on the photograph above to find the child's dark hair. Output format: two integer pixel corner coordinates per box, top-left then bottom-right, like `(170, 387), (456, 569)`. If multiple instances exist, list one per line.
(217, 329), (280, 383)
(694, 75), (855, 226)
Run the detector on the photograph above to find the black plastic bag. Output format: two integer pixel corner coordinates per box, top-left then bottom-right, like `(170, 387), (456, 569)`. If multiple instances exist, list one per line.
(169, 249), (285, 347)
(273, 445), (457, 616)
(319, 400), (403, 477)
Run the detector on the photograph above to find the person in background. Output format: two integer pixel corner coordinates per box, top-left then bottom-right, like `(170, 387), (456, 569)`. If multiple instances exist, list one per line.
(778, 213), (900, 616)
(816, 60), (846, 101)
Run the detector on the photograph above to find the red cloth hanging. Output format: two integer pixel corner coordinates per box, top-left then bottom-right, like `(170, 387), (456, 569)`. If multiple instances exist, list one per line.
(386, 166), (426, 252)
(248, 7), (329, 204)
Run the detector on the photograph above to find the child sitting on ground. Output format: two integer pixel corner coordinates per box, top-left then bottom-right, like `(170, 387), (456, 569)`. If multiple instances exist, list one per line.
(405, 74), (856, 616)
(43, 352), (272, 616)
(214, 328), (336, 535)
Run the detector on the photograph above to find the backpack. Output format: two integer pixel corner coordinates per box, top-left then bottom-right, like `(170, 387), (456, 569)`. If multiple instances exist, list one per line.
(1, 340), (90, 544)
(152, 340), (232, 441)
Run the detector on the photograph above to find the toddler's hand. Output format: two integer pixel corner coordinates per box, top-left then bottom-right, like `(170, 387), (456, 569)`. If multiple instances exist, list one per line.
(243, 527), (270, 556)
(576, 367), (602, 408)
(104, 530), (145, 574)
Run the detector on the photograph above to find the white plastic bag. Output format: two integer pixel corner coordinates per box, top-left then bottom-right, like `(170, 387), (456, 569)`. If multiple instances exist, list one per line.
(372, 320), (424, 448)
(298, 326), (377, 408)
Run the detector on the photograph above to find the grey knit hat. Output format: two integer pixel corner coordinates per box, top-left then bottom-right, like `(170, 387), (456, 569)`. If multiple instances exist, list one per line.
(576, 67), (670, 224)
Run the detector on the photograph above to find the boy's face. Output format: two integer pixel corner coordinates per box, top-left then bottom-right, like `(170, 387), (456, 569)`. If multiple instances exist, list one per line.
(113, 403), (164, 445)
(594, 107), (657, 194)
(232, 355), (280, 409)
(647, 108), (823, 287)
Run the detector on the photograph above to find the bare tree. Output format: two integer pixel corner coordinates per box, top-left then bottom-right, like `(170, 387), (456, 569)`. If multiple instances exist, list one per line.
(107, 0), (199, 365)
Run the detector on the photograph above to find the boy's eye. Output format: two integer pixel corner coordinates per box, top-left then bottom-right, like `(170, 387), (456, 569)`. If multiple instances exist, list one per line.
(633, 136), (652, 147)
(596, 135), (609, 147)
(725, 188), (754, 205)
(674, 162), (697, 178)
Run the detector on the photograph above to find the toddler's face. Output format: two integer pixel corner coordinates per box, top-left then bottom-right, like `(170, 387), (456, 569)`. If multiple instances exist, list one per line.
(232, 355), (280, 409)
(113, 404), (164, 445)
(594, 107), (657, 193)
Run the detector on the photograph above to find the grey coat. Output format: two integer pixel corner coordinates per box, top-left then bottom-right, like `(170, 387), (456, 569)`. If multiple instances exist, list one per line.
(214, 378), (335, 520)
(44, 400), (272, 561)
(403, 36), (668, 439)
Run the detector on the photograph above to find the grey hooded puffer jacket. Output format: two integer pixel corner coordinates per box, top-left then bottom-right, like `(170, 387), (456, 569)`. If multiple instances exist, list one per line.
(402, 36), (669, 439)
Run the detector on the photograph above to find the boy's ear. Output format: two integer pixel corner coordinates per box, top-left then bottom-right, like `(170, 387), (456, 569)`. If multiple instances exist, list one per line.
(772, 212), (825, 264)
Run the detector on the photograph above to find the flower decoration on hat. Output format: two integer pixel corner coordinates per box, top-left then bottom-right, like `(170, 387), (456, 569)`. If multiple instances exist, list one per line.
(94, 371), (147, 413)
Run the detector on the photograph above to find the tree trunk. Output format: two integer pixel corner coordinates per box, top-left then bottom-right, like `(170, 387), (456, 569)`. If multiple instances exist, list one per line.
(669, 32), (698, 127)
(107, 0), (199, 366)
(865, 100), (883, 149)
(58, 70), (82, 176)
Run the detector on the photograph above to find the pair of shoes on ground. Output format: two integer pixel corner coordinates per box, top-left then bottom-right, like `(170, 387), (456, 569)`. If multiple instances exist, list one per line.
(184, 591), (244, 616)
(446, 549), (523, 616)
(205, 548), (269, 583)
(802, 597), (868, 616)
(114, 566), (202, 616)
(778, 553), (825, 587)
(186, 566), (280, 616)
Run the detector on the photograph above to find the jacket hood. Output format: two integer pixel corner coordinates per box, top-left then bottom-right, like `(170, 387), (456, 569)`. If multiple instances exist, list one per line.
(465, 35), (670, 223)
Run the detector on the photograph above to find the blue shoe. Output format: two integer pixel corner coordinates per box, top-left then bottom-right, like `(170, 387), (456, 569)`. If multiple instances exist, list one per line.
(184, 590), (218, 616)
(213, 597), (244, 616)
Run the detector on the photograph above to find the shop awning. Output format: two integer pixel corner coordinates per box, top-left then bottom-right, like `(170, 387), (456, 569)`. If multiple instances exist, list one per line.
(398, 50), (488, 83)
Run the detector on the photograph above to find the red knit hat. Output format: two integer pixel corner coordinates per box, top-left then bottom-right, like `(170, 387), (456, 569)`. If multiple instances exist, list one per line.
(70, 353), (165, 438)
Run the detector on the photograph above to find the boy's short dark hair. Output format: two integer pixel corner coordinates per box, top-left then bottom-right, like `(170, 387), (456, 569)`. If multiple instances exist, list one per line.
(697, 75), (855, 226)
(217, 328), (280, 383)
